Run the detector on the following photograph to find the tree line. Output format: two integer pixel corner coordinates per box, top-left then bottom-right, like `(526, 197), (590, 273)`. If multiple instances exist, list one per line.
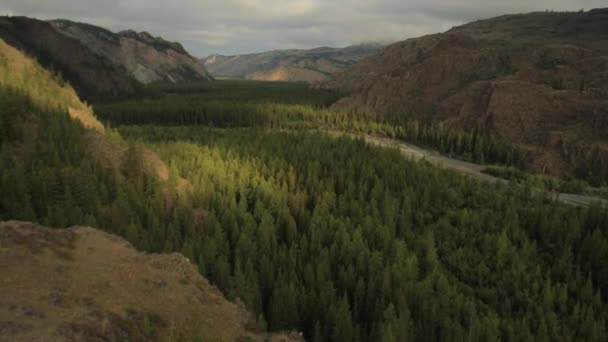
(94, 81), (525, 168)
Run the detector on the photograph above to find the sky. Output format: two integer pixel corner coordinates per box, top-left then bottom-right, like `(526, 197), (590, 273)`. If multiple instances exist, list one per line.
(1, 1), (605, 57)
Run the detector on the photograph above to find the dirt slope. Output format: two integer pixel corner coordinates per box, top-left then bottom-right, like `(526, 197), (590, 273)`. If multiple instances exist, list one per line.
(203, 44), (382, 82)
(0, 221), (302, 342)
(324, 9), (608, 183)
(51, 20), (212, 84)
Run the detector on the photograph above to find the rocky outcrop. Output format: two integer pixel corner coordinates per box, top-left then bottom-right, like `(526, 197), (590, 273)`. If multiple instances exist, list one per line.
(324, 9), (608, 182)
(51, 20), (212, 84)
(0, 221), (302, 342)
(203, 44), (382, 82)
(0, 38), (104, 132)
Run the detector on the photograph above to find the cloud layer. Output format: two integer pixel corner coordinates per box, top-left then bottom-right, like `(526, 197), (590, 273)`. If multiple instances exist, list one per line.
(1, 0), (604, 57)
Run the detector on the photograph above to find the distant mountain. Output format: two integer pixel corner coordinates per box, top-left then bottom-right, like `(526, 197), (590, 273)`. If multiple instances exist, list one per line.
(51, 19), (212, 84)
(202, 44), (383, 82)
(323, 9), (608, 184)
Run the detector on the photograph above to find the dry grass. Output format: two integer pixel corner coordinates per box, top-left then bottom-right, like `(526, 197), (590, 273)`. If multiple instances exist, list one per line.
(0, 221), (302, 341)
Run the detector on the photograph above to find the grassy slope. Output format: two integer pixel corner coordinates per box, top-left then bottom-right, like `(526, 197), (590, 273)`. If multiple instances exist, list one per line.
(0, 38), (103, 131)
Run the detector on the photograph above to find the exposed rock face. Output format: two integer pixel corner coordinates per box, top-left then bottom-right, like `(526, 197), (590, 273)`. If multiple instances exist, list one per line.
(324, 9), (608, 182)
(0, 16), (141, 101)
(0, 221), (302, 342)
(51, 20), (212, 84)
(202, 44), (383, 82)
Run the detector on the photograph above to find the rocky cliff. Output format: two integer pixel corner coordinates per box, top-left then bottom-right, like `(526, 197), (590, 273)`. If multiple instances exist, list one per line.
(51, 19), (212, 84)
(0, 221), (302, 341)
(203, 44), (382, 82)
(324, 9), (608, 183)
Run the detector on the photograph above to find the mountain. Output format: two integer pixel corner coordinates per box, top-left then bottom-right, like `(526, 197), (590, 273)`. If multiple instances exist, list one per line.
(0, 36), (170, 181)
(0, 16), (142, 101)
(202, 44), (383, 82)
(323, 9), (608, 184)
(0, 16), (212, 101)
(0, 221), (301, 342)
(51, 19), (213, 84)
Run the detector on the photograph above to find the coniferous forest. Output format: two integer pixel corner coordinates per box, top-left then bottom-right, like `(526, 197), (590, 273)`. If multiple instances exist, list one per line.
(2, 80), (608, 341)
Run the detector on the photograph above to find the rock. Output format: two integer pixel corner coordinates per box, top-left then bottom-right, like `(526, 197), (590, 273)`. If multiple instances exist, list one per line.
(0, 221), (300, 342)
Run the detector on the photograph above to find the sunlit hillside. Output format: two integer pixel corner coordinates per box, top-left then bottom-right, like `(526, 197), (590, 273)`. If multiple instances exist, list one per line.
(0, 38), (103, 131)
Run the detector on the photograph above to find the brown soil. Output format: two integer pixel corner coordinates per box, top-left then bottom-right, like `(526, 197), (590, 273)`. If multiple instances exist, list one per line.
(0, 221), (302, 342)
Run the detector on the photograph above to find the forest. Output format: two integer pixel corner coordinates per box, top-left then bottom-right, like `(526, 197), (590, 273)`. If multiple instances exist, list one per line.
(2, 79), (608, 341)
(94, 81), (525, 168)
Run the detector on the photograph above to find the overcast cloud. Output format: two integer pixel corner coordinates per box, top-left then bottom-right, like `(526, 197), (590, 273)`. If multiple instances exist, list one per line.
(0, 0), (605, 57)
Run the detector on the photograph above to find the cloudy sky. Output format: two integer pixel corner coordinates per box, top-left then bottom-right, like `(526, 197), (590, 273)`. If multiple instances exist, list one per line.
(1, 1), (605, 57)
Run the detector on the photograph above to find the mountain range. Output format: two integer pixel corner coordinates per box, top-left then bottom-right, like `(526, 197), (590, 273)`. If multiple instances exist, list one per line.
(202, 44), (383, 82)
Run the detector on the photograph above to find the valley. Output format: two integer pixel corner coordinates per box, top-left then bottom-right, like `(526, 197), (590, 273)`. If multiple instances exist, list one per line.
(202, 44), (383, 82)
(1, 6), (608, 342)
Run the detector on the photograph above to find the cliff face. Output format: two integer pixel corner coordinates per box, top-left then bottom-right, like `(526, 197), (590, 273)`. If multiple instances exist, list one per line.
(324, 9), (608, 181)
(202, 44), (383, 82)
(51, 20), (213, 84)
(0, 221), (302, 342)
